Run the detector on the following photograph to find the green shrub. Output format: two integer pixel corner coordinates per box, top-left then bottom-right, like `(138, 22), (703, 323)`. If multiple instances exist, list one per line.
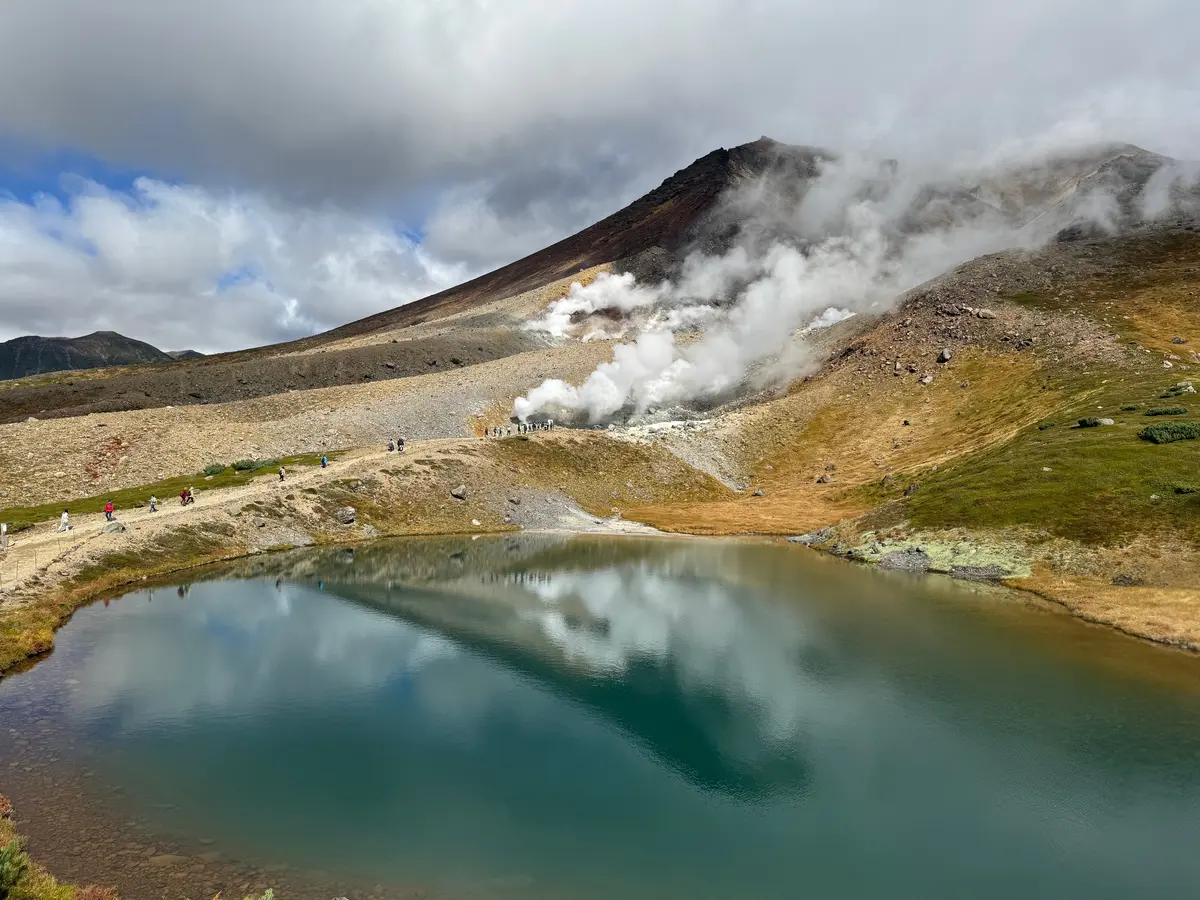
(1145, 407), (1188, 416)
(202, 463), (226, 476)
(1037, 421), (1056, 431)
(0, 840), (29, 900)
(1139, 421), (1200, 444)
(232, 459), (265, 472)
(1077, 417), (1102, 428)
(1160, 383), (1195, 399)
(1120, 404), (1140, 411)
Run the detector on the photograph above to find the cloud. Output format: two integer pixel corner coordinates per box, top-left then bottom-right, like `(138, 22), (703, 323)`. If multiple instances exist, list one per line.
(0, 1), (1197, 348)
(0, 176), (467, 351)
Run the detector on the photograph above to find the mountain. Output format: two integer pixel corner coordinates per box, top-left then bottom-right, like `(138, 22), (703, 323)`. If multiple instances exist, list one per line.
(166, 349), (206, 361)
(0, 330), (175, 381)
(0, 137), (1193, 423)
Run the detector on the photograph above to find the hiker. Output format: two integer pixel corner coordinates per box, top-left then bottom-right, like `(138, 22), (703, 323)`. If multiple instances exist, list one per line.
(387, 439), (395, 451)
(58, 509), (70, 532)
(149, 495), (158, 513)
(397, 437), (405, 453)
(104, 500), (115, 522)
(321, 455), (328, 468)
(548, 418), (554, 430)
(279, 466), (286, 482)
(180, 488), (189, 506)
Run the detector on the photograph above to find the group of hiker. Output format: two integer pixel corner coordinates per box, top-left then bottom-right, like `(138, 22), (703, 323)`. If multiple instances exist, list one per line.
(485, 419), (553, 438)
(386, 438), (405, 452)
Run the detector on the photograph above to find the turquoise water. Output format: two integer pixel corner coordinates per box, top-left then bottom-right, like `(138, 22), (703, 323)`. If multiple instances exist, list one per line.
(3, 535), (1200, 899)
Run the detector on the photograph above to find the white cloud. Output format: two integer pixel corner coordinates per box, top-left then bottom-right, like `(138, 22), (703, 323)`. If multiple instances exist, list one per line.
(0, 177), (468, 351)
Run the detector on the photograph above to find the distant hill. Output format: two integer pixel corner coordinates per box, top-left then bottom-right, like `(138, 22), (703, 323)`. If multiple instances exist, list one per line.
(0, 330), (174, 380)
(166, 349), (206, 361)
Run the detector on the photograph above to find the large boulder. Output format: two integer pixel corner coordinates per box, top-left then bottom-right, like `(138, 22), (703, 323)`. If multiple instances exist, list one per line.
(877, 548), (932, 572)
(102, 521), (126, 534)
(335, 506), (357, 524)
(451, 485), (468, 500)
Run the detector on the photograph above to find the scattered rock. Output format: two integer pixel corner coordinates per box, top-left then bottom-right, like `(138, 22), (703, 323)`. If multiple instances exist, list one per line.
(752, 489), (766, 497)
(450, 485), (468, 500)
(788, 527), (835, 546)
(334, 506), (356, 524)
(881, 474), (896, 488)
(251, 517), (267, 528)
(816, 474), (831, 484)
(919, 374), (934, 385)
(1098, 418), (1115, 426)
(902, 419), (911, 426)
(825, 463), (837, 472)
(1163, 360), (1174, 369)
(360, 524), (379, 536)
(1042, 466), (1052, 472)
(878, 548), (933, 572)
(976, 309), (997, 319)
(960, 380), (970, 388)
(893, 361), (903, 375)
(147, 855), (188, 869)
(102, 521), (127, 533)
(471, 519), (482, 526)
(1172, 336), (1187, 344)
(1150, 494), (1161, 502)
(937, 348), (952, 363)
(903, 482), (921, 497)
(507, 496), (521, 505)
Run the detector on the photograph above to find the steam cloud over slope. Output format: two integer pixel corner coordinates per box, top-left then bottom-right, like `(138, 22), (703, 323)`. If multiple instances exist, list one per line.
(514, 147), (1199, 424)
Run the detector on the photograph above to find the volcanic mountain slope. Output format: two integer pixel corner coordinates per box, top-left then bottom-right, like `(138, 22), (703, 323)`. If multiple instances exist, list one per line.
(0, 137), (1189, 424)
(0, 330), (176, 381)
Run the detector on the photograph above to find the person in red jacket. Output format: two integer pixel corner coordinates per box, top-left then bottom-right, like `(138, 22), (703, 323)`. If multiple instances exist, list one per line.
(104, 500), (115, 522)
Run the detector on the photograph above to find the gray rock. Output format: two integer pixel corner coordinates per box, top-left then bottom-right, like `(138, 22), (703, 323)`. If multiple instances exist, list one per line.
(359, 524), (379, 536)
(960, 380), (970, 388)
(919, 374), (934, 385)
(816, 474), (831, 484)
(1112, 573), (1147, 587)
(1097, 418), (1115, 426)
(788, 527), (835, 546)
(335, 506), (356, 524)
(976, 309), (997, 319)
(508, 496), (521, 505)
(451, 485), (468, 500)
(752, 489), (766, 497)
(938, 348), (953, 363)
(878, 548), (933, 572)
(1172, 336), (1187, 344)
(903, 482), (921, 497)
(102, 521), (126, 533)
(251, 517), (267, 528)
(949, 564), (1013, 582)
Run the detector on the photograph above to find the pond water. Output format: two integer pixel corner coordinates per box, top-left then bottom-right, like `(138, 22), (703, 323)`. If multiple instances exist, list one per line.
(2, 535), (1200, 900)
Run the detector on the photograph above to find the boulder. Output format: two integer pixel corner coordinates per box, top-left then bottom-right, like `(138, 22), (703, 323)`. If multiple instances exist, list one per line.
(335, 506), (357, 524)
(949, 564), (1013, 582)
(451, 485), (468, 500)
(877, 548), (933, 572)
(102, 521), (126, 533)
(787, 527), (835, 546)
(976, 309), (997, 319)
(752, 489), (766, 497)
(938, 348), (953, 363)
(919, 374), (934, 385)
(508, 496), (521, 505)
(816, 474), (831, 484)
(251, 517), (267, 528)
(903, 482), (921, 497)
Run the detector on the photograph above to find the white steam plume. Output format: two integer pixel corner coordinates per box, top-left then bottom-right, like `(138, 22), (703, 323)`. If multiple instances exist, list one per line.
(515, 149), (1194, 424)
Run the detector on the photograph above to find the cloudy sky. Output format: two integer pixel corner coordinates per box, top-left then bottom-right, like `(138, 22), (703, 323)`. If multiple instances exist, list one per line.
(1, 0), (1197, 353)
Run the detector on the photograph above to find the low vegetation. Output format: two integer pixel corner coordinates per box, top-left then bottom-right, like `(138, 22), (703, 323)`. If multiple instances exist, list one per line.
(1145, 406), (1188, 416)
(0, 452), (341, 530)
(0, 799), (100, 900)
(1139, 421), (1200, 444)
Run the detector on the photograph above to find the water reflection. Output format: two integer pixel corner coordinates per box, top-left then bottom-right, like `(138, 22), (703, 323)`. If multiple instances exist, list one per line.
(3, 535), (1200, 900)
